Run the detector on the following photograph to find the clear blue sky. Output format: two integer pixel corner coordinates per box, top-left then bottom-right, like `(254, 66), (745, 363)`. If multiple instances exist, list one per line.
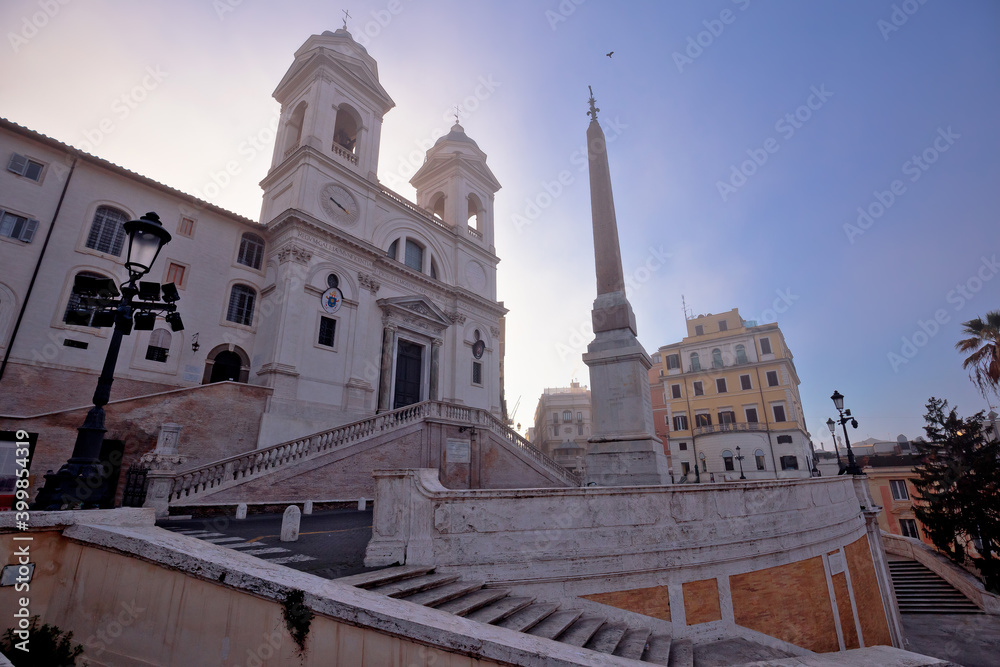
(2, 1), (998, 446)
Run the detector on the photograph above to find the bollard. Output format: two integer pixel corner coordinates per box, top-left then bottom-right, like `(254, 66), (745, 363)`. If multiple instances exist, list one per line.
(235, 503), (247, 520)
(303, 500), (313, 515)
(280, 505), (301, 542)
(358, 497), (367, 511)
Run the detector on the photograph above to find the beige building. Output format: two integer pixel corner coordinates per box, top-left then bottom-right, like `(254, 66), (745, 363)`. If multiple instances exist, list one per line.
(649, 308), (815, 482)
(531, 381), (592, 473)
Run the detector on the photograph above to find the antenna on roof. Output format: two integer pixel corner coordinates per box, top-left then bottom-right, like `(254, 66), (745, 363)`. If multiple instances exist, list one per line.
(681, 294), (693, 321)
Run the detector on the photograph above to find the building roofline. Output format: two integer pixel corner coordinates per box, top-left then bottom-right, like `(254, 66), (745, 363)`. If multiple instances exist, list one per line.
(1, 117), (261, 228)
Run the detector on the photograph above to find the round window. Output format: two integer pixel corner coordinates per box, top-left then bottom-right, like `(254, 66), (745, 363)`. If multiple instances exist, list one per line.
(327, 273), (339, 289)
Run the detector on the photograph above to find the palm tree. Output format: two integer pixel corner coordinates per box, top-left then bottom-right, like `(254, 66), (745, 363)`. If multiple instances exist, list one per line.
(956, 310), (1000, 398)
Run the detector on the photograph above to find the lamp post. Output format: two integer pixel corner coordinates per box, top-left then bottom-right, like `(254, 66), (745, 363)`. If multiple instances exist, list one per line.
(735, 445), (746, 480)
(826, 418), (844, 471)
(829, 390), (862, 475)
(33, 213), (179, 510)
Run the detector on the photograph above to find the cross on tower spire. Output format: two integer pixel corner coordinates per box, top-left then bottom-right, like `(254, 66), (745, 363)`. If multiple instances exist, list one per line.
(587, 85), (600, 121)
(342, 9), (351, 30)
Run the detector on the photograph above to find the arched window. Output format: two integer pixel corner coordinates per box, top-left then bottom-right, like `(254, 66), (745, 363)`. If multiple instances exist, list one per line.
(754, 448), (766, 471)
(690, 352), (700, 372)
(722, 450), (735, 472)
(145, 328), (171, 362)
(333, 106), (359, 154)
(283, 101), (306, 156)
(388, 237), (430, 274)
(404, 239), (423, 272)
(735, 344), (748, 365)
(63, 271), (106, 327)
(226, 284), (256, 326)
(711, 348), (723, 369)
(237, 232), (264, 270)
(326, 273), (339, 289)
(86, 206), (128, 255)
(467, 194), (483, 230)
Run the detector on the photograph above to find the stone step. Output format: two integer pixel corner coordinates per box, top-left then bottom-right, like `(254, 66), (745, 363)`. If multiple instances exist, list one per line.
(558, 615), (606, 647)
(613, 627), (652, 661)
(527, 609), (583, 640)
(435, 588), (511, 616)
(401, 580), (485, 607)
(336, 565), (434, 588)
(665, 637), (691, 667)
(465, 596), (535, 625)
(585, 621), (628, 654)
(368, 572), (461, 598)
(496, 602), (559, 632)
(642, 633), (673, 665)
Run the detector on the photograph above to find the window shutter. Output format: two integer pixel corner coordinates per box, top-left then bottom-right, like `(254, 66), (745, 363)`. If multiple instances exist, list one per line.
(0, 211), (13, 237)
(20, 219), (38, 243)
(7, 153), (27, 175)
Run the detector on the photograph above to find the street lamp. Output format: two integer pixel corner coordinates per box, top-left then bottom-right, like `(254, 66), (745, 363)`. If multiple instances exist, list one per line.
(826, 418), (844, 471)
(33, 213), (179, 510)
(735, 445), (746, 480)
(829, 390), (862, 475)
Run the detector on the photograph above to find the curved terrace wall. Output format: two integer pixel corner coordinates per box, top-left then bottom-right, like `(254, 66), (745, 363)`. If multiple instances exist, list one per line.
(366, 471), (903, 653)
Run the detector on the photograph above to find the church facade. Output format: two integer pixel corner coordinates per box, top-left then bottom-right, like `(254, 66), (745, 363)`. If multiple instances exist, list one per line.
(0, 29), (505, 447)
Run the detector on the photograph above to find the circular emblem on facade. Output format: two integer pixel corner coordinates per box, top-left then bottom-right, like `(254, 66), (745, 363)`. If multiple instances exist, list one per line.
(319, 182), (360, 226)
(472, 340), (485, 359)
(321, 287), (343, 313)
(464, 260), (487, 293)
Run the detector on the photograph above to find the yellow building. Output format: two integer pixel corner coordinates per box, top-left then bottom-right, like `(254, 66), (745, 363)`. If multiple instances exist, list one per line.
(649, 308), (815, 481)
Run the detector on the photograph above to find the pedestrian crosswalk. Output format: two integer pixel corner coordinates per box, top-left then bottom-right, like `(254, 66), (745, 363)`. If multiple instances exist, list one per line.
(167, 528), (317, 566)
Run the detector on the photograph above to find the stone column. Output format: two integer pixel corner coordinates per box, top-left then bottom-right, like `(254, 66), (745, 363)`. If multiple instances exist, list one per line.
(429, 338), (442, 402)
(377, 324), (397, 412)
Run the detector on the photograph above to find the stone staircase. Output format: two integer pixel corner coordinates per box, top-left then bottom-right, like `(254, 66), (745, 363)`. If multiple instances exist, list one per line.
(336, 565), (690, 665)
(152, 400), (580, 506)
(888, 559), (982, 614)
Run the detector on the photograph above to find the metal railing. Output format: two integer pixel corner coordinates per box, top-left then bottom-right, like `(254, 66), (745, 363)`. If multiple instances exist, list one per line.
(693, 422), (769, 437)
(163, 401), (580, 503)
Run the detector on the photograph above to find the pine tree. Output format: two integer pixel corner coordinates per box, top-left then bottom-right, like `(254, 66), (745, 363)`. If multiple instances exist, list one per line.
(911, 397), (1000, 593)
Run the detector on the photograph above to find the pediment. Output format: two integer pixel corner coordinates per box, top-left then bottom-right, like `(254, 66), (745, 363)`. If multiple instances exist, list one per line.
(378, 295), (451, 334)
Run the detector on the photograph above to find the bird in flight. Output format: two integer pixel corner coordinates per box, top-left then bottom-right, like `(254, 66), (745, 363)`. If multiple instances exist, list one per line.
(606, 51), (614, 58)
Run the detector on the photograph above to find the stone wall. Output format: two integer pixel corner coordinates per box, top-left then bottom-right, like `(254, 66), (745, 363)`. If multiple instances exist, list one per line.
(366, 470), (902, 651)
(0, 510), (636, 667)
(0, 361), (182, 416)
(0, 381), (270, 505)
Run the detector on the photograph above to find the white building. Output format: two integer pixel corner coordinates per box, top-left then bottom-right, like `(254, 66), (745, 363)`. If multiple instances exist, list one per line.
(0, 29), (505, 447)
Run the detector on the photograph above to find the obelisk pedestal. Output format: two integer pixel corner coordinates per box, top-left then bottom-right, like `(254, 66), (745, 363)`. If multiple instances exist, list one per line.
(581, 88), (670, 486)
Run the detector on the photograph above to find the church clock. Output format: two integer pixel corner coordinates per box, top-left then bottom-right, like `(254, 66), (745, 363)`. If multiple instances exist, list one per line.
(319, 182), (360, 226)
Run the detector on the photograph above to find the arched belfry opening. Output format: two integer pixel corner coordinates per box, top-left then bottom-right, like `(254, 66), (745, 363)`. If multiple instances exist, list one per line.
(430, 192), (446, 221)
(467, 193), (483, 231)
(333, 105), (360, 157)
(283, 101), (307, 157)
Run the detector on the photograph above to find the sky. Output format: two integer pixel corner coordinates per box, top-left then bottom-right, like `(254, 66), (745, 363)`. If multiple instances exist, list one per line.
(2, 0), (998, 448)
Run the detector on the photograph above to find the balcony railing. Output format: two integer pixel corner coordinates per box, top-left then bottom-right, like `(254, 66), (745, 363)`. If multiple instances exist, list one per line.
(693, 422), (769, 436)
(333, 143), (359, 165)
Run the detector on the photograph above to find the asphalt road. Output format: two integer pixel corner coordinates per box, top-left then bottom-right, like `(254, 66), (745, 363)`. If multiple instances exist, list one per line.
(157, 509), (376, 580)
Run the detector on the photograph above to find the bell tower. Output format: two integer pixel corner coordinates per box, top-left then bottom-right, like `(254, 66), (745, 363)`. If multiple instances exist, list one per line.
(410, 122), (501, 250)
(259, 29), (395, 226)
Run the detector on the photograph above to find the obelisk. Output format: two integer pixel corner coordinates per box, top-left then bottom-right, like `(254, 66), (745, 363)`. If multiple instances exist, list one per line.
(582, 87), (670, 486)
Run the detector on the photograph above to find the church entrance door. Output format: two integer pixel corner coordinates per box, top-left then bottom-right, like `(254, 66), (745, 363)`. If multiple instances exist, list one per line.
(393, 340), (423, 408)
